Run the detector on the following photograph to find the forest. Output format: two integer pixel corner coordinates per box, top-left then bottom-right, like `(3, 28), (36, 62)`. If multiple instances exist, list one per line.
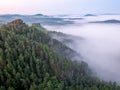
(0, 19), (120, 90)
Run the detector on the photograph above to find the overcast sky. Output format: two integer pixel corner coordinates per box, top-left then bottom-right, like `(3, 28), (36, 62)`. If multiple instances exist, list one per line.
(0, 0), (119, 15)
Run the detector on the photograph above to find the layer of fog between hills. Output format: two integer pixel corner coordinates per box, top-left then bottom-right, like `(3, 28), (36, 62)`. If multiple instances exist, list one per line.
(44, 15), (120, 84)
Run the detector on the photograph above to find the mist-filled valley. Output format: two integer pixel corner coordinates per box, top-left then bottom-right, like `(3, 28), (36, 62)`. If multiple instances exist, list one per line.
(44, 15), (120, 84)
(1, 14), (120, 89)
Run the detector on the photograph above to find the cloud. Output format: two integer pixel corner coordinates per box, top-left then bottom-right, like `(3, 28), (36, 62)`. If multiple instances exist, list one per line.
(44, 15), (120, 83)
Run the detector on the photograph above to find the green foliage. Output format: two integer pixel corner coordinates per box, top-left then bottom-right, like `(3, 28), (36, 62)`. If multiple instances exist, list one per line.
(0, 19), (119, 90)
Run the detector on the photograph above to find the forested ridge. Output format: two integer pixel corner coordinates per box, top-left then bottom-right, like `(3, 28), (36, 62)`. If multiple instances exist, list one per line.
(0, 19), (120, 90)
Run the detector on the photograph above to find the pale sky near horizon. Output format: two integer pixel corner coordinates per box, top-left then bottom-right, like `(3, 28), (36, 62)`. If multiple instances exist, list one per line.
(0, 0), (119, 15)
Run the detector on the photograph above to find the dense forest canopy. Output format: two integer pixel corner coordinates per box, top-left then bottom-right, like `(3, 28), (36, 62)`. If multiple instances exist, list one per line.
(0, 19), (120, 90)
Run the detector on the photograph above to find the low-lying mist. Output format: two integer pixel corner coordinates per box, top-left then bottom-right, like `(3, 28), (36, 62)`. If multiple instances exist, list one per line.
(44, 15), (120, 83)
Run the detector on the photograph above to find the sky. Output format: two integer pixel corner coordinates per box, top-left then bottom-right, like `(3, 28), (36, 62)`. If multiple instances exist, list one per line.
(0, 0), (120, 15)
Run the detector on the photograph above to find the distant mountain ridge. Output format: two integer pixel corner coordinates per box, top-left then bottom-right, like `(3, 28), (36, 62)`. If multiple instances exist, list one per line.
(0, 14), (74, 26)
(90, 19), (120, 24)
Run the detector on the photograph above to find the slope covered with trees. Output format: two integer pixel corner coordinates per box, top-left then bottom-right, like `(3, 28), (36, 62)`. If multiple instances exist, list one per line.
(0, 19), (120, 90)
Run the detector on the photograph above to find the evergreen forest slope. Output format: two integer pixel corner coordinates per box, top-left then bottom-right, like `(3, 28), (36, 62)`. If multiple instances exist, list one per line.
(0, 19), (120, 90)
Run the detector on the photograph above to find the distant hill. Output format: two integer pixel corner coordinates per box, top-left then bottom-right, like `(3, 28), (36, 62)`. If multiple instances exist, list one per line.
(90, 19), (120, 24)
(33, 14), (49, 18)
(84, 14), (97, 17)
(34, 14), (45, 16)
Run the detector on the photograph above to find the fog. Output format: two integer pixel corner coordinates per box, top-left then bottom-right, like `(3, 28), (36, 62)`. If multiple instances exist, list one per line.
(44, 15), (120, 83)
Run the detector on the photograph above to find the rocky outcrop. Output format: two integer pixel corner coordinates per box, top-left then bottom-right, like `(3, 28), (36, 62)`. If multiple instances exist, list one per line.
(32, 23), (41, 27)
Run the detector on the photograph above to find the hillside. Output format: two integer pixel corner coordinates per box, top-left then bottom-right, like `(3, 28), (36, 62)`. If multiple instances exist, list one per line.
(49, 31), (84, 60)
(0, 19), (120, 90)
